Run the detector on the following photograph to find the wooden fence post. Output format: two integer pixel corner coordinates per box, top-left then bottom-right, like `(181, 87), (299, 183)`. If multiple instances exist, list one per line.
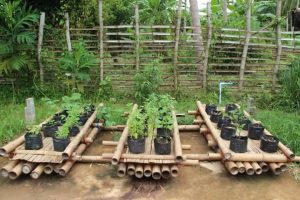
(203, 2), (212, 90)
(173, 0), (183, 91)
(272, 0), (282, 92)
(37, 12), (45, 84)
(238, 0), (251, 90)
(98, 0), (104, 81)
(222, 0), (228, 23)
(134, 5), (140, 71)
(65, 13), (72, 52)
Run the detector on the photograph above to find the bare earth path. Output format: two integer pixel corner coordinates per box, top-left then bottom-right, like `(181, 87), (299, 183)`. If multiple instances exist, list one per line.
(0, 131), (299, 200)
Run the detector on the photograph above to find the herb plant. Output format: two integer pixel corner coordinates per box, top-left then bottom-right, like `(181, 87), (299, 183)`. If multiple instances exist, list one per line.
(26, 125), (41, 135)
(127, 109), (145, 140)
(96, 106), (115, 126)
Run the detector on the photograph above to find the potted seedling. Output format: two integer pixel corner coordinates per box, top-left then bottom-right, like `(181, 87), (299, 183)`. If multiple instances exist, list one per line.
(220, 124), (236, 140)
(42, 119), (58, 138)
(145, 99), (158, 137)
(260, 134), (279, 153)
(25, 125), (43, 150)
(228, 112), (248, 153)
(156, 94), (175, 137)
(84, 103), (95, 117)
(205, 103), (217, 115)
(217, 113), (232, 129)
(225, 104), (238, 114)
(52, 112), (67, 126)
(248, 123), (264, 140)
(53, 125), (70, 152)
(210, 110), (223, 123)
(67, 108), (81, 137)
(127, 109), (146, 154)
(155, 116), (172, 155)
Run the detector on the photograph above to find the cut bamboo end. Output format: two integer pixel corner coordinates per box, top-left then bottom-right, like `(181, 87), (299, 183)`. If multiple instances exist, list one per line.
(278, 163), (288, 172)
(170, 165), (179, 177)
(176, 156), (184, 162)
(135, 164), (144, 179)
(8, 162), (24, 180)
(117, 163), (126, 177)
(161, 165), (171, 179)
(22, 162), (36, 174)
(44, 164), (54, 175)
(1, 160), (18, 178)
(259, 162), (269, 173)
(269, 163), (282, 175)
(251, 162), (262, 175)
(152, 165), (161, 180)
(30, 164), (45, 179)
(224, 161), (238, 175)
(244, 162), (255, 175)
(0, 149), (6, 156)
(53, 164), (63, 174)
(143, 165), (152, 177)
(127, 164), (135, 176)
(187, 110), (198, 115)
(112, 158), (119, 165)
(236, 162), (246, 174)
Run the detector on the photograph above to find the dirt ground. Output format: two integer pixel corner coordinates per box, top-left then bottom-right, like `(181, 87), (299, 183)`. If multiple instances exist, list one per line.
(0, 131), (299, 200)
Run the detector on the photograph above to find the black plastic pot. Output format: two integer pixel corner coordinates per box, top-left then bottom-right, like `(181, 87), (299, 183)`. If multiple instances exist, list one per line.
(78, 114), (89, 126)
(248, 123), (264, 140)
(210, 110), (223, 123)
(217, 116), (231, 129)
(260, 134), (279, 153)
(69, 126), (80, 137)
(241, 118), (252, 131)
(52, 113), (67, 126)
(229, 136), (248, 153)
(225, 104), (238, 113)
(53, 136), (70, 152)
(42, 124), (58, 138)
(220, 124), (236, 140)
(157, 128), (171, 137)
(127, 137), (145, 154)
(154, 136), (171, 155)
(205, 104), (217, 115)
(25, 133), (43, 150)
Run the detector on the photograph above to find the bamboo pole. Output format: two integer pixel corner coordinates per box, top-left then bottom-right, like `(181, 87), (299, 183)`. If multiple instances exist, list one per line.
(259, 162), (269, 172)
(83, 127), (100, 144)
(181, 160), (199, 166)
(272, 0), (282, 91)
(127, 164), (135, 176)
(152, 165), (161, 180)
(203, 2), (212, 89)
(0, 160), (18, 178)
(30, 164), (45, 179)
(143, 164), (152, 177)
(161, 165), (171, 179)
(98, 0), (104, 81)
(224, 161), (239, 175)
(44, 164), (54, 174)
(269, 163), (282, 175)
(102, 141), (191, 150)
(37, 12), (45, 83)
(236, 162), (246, 173)
(72, 155), (111, 163)
(196, 101), (232, 159)
(134, 5), (140, 71)
(170, 165), (178, 177)
(173, 0), (183, 90)
(251, 162), (262, 175)
(117, 163), (126, 177)
(111, 104), (138, 165)
(63, 104), (101, 159)
(244, 162), (255, 175)
(65, 13), (72, 52)
(204, 133), (218, 147)
(101, 124), (203, 132)
(135, 164), (144, 178)
(8, 161), (24, 180)
(172, 110), (184, 162)
(229, 152), (291, 162)
(185, 153), (221, 161)
(22, 162), (36, 174)
(238, 0), (251, 90)
(278, 163), (288, 172)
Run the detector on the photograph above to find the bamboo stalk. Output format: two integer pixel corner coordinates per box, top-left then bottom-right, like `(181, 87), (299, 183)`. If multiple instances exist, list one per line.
(127, 164), (135, 176)
(229, 152), (290, 162)
(170, 165), (178, 177)
(72, 155), (111, 163)
(22, 162), (36, 174)
(278, 163), (288, 172)
(269, 163), (282, 175)
(259, 162), (269, 172)
(101, 124), (203, 132)
(188, 110), (198, 115)
(224, 161), (238, 175)
(1, 160), (18, 178)
(102, 141), (191, 150)
(9, 161), (24, 180)
(83, 127), (99, 144)
(143, 165), (152, 177)
(30, 164), (45, 179)
(203, 2), (212, 89)
(63, 104), (101, 159)
(98, 0), (104, 81)
(236, 162), (246, 173)
(134, 5), (140, 71)
(185, 153), (221, 161)
(161, 165), (171, 179)
(251, 162), (262, 175)
(37, 12), (45, 83)
(117, 163), (126, 177)
(111, 104), (138, 165)
(65, 13), (72, 52)
(243, 162), (255, 175)
(204, 133), (218, 147)
(172, 110), (184, 162)
(152, 165), (161, 180)
(44, 164), (54, 174)
(135, 164), (144, 178)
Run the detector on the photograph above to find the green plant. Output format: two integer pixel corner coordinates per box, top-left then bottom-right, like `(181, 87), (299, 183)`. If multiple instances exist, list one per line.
(61, 93), (82, 111)
(26, 125), (41, 135)
(127, 108), (145, 139)
(0, 0), (38, 74)
(98, 76), (113, 100)
(133, 60), (162, 103)
(96, 106), (115, 126)
(145, 97), (159, 136)
(55, 124), (69, 139)
(59, 40), (98, 92)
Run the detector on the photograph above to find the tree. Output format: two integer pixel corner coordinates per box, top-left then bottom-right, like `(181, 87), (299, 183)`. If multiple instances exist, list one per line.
(0, 0), (38, 74)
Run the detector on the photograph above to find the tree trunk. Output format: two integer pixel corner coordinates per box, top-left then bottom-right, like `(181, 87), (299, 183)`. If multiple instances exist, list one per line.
(37, 12), (45, 84)
(189, 0), (205, 86)
(203, 2), (212, 90)
(98, 0), (104, 81)
(134, 5), (140, 71)
(222, 0), (228, 22)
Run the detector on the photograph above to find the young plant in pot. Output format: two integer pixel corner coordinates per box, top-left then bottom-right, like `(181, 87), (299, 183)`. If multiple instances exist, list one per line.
(53, 125), (70, 152)
(83, 103), (95, 117)
(210, 110), (223, 123)
(217, 113), (232, 129)
(248, 123), (264, 140)
(260, 134), (279, 153)
(155, 118), (173, 155)
(25, 125), (43, 150)
(67, 108), (81, 137)
(205, 103), (217, 115)
(225, 104), (238, 114)
(42, 119), (58, 138)
(229, 113), (248, 153)
(127, 109), (146, 154)
(52, 112), (67, 126)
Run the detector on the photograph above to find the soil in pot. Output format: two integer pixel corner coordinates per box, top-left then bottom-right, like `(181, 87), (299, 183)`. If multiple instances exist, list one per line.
(157, 128), (171, 137)
(205, 104), (217, 115)
(53, 136), (70, 152)
(248, 123), (264, 140)
(25, 133), (43, 150)
(260, 134), (279, 153)
(225, 104), (238, 113)
(229, 136), (248, 153)
(42, 123), (58, 137)
(210, 110), (223, 123)
(217, 116), (231, 129)
(127, 137), (145, 154)
(220, 124), (236, 140)
(154, 136), (171, 155)
(69, 126), (80, 137)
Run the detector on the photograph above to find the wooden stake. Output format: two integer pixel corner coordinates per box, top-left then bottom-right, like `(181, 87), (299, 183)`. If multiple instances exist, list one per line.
(203, 2), (212, 89)
(65, 13), (72, 52)
(98, 0), (104, 81)
(134, 5), (140, 71)
(37, 12), (45, 83)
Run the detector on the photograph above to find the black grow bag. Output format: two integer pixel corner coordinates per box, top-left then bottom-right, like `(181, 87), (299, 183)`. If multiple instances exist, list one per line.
(42, 124), (58, 137)
(53, 136), (70, 152)
(210, 110), (223, 123)
(260, 134), (279, 153)
(220, 124), (236, 140)
(69, 126), (80, 137)
(229, 136), (248, 153)
(217, 116), (231, 129)
(225, 104), (238, 113)
(154, 137), (171, 155)
(78, 113), (89, 126)
(240, 118), (252, 131)
(52, 113), (67, 126)
(248, 123), (264, 140)
(157, 128), (171, 137)
(205, 104), (217, 115)
(25, 133), (43, 150)
(127, 137), (145, 154)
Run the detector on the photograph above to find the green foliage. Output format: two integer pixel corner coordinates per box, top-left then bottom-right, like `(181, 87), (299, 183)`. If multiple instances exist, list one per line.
(133, 60), (162, 103)
(127, 108), (145, 139)
(59, 41), (98, 92)
(55, 106), (80, 139)
(96, 105), (116, 126)
(98, 76), (113, 101)
(26, 125), (41, 135)
(55, 123), (69, 139)
(0, 0), (38, 74)
(61, 93), (82, 111)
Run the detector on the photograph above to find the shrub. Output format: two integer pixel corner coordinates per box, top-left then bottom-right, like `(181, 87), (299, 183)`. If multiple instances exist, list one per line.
(98, 76), (113, 100)
(127, 109), (145, 139)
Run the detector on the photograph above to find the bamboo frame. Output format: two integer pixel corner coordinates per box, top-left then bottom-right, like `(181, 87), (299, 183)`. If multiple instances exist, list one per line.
(161, 165), (171, 179)
(117, 163), (126, 177)
(170, 165), (178, 177)
(0, 160), (18, 178)
(30, 164), (45, 179)
(22, 162), (36, 174)
(9, 161), (24, 180)
(172, 110), (184, 162)
(135, 164), (143, 178)
(143, 164), (152, 177)
(152, 165), (161, 180)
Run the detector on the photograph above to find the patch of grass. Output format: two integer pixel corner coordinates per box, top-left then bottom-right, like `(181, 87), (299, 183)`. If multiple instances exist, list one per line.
(256, 109), (300, 155)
